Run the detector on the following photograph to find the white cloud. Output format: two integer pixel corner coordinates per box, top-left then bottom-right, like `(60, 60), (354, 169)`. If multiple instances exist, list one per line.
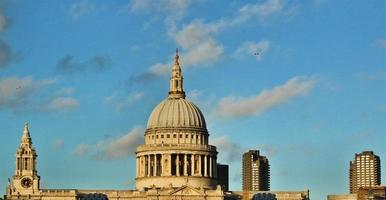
(173, 21), (211, 49)
(148, 63), (171, 76)
(105, 91), (144, 111)
(214, 76), (317, 118)
(239, 0), (285, 19)
(72, 126), (144, 160)
(235, 40), (271, 61)
(138, 0), (295, 82)
(181, 39), (223, 66)
(69, 1), (96, 19)
(0, 76), (56, 110)
(46, 97), (79, 111)
(0, 76), (81, 113)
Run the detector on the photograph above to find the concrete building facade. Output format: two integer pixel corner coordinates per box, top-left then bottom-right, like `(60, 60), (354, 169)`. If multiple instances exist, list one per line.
(350, 151), (381, 193)
(242, 150), (270, 191)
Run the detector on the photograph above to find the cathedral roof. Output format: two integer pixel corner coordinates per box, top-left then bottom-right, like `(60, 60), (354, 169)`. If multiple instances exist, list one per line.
(147, 98), (207, 130)
(146, 49), (207, 131)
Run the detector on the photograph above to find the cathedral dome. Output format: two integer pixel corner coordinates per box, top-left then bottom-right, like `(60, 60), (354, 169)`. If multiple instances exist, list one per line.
(146, 98), (206, 130)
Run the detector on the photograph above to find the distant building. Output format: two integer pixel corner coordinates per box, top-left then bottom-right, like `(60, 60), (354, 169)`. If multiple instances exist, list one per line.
(242, 150), (270, 191)
(327, 194), (357, 200)
(350, 151), (381, 193)
(232, 191), (309, 200)
(217, 164), (229, 191)
(357, 185), (386, 200)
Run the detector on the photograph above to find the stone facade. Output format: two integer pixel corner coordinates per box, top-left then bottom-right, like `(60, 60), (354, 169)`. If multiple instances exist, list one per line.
(327, 194), (358, 200)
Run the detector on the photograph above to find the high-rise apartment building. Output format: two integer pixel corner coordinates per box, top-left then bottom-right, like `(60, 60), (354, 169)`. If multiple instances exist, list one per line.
(242, 150), (270, 191)
(349, 151), (381, 193)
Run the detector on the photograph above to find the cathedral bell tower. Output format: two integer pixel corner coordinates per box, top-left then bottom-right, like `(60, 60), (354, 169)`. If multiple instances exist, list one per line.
(11, 122), (40, 195)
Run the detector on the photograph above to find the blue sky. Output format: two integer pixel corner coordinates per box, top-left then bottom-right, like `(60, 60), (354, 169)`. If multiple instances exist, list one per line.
(0, 0), (385, 199)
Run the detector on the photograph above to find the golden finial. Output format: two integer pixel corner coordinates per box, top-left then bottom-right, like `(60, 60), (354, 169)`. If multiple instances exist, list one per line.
(175, 48), (179, 65)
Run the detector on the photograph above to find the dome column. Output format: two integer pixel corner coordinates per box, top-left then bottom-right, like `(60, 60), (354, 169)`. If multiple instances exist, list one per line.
(147, 155), (151, 177)
(184, 154), (188, 176)
(198, 155), (202, 176)
(209, 156), (212, 177)
(204, 155), (208, 177)
(153, 154), (157, 176)
(176, 154), (180, 176)
(191, 154), (194, 176)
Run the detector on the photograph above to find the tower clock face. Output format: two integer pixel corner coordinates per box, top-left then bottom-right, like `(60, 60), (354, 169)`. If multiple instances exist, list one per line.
(21, 177), (32, 188)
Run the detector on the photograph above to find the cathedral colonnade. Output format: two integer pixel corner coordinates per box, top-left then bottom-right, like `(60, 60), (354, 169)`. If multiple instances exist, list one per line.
(135, 153), (217, 178)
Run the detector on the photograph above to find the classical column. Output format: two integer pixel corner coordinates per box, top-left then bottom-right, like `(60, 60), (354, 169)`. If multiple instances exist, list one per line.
(184, 154), (188, 176)
(209, 156), (212, 177)
(176, 154), (180, 176)
(136, 157), (138, 177)
(168, 154), (172, 176)
(191, 154), (195, 176)
(213, 157), (217, 178)
(147, 155), (151, 177)
(204, 155), (208, 177)
(198, 155), (202, 176)
(154, 154), (157, 176)
(140, 156), (144, 177)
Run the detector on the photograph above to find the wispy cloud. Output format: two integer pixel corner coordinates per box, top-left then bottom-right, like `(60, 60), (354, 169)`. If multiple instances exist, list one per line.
(349, 129), (373, 143)
(357, 71), (386, 81)
(55, 87), (76, 96)
(0, 76), (56, 111)
(0, 9), (6, 33)
(129, 0), (192, 14)
(374, 39), (386, 51)
(72, 126), (144, 160)
(69, 1), (96, 19)
(214, 76), (317, 119)
(52, 139), (65, 150)
(105, 91), (144, 111)
(0, 39), (12, 68)
(235, 40), (271, 61)
(56, 55), (111, 74)
(212, 136), (244, 163)
(0, 9), (16, 68)
(0, 76), (80, 113)
(135, 0), (295, 83)
(44, 97), (79, 112)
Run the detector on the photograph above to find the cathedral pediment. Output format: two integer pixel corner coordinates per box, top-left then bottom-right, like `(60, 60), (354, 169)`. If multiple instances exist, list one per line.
(168, 185), (204, 196)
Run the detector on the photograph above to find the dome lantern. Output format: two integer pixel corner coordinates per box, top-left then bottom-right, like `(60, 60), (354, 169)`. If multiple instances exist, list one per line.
(168, 48), (185, 99)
